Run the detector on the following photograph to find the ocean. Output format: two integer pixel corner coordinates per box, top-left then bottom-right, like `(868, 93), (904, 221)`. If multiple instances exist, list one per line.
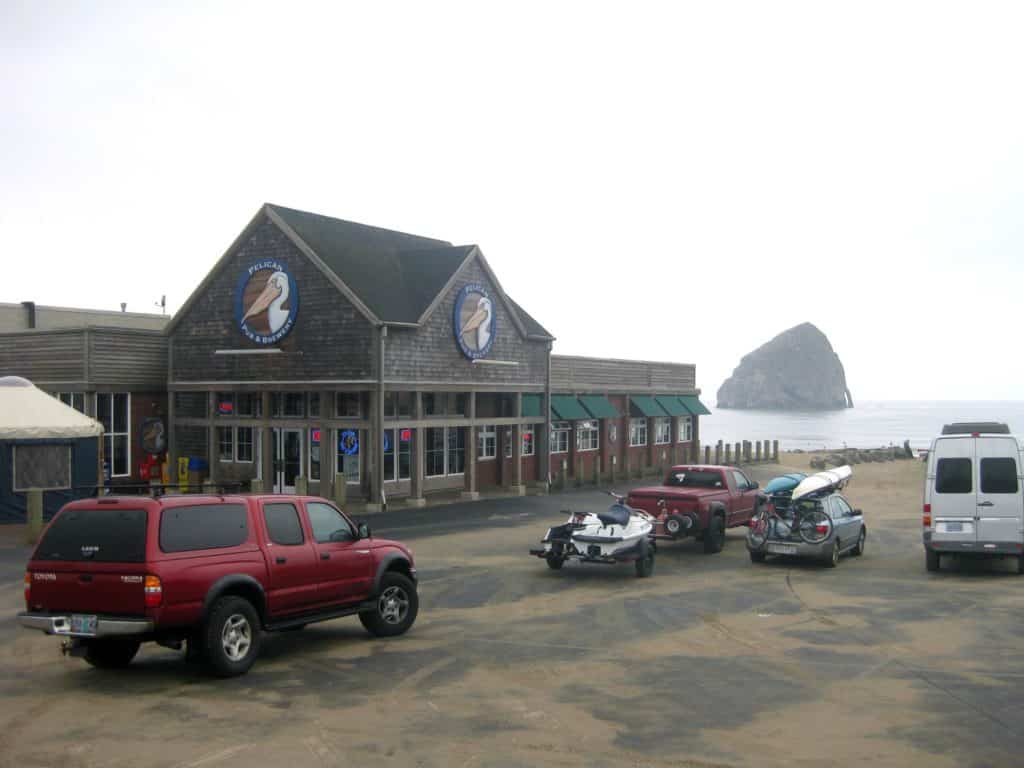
(699, 401), (1024, 452)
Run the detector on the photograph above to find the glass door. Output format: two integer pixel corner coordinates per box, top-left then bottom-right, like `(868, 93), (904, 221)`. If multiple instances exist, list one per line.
(273, 428), (304, 493)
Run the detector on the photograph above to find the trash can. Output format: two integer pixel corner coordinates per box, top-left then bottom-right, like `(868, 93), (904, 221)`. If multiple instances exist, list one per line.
(187, 457), (209, 491)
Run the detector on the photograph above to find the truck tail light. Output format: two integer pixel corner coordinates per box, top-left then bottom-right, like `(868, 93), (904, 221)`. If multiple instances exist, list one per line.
(24, 572), (31, 604)
(923, 504), (931, 527)
(144, 575), (163, 608)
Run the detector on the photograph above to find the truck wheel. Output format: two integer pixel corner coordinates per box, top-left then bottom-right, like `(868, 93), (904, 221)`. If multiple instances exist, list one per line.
(749, 549), (766, 563)
(203, 595), (262, 678)
(83, 638), (141, 669)
(360, 572), (419, 637)
(925, 549), (941, 572)
(635, 548), (655, 578)
(703, 515), (726, 554)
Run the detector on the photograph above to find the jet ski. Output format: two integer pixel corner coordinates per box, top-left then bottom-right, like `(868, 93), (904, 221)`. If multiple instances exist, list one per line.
(530, 492), (656, 577)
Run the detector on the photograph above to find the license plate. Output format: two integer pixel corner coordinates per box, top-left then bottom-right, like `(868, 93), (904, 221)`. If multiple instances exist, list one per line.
(70, 615), (98, 635)
(939, 522), (972, 534)
(766, 543), (798, 555)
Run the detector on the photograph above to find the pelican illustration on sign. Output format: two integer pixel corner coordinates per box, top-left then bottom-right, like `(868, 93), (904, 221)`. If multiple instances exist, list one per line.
(235, 260), (299, 344)
(454, 283), (496, 359)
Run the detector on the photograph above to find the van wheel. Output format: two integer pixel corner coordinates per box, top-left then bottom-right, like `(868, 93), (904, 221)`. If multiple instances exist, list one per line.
(749, 550), (766, 563)
(925, 549), (941, 572)
(83, 638), (140, 669)
(1016, 555), (1024, 575)
(360, 572), (419, 637)
(703, 515), (726, 554)
(203, 596), (262, 678)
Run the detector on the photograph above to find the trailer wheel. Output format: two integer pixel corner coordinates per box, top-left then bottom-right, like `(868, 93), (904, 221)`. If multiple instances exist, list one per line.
(635, 548), (655, 578)
(546, 553), (565, 570)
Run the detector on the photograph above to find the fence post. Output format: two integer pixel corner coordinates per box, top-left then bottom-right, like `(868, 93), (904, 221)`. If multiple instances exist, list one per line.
(704, 446), (711, 464)
(691, 442), (700, 463)
(755, 441), (762, 462)
(576, 456), (584, 488)
(25, 488), (43, 545)
(295, 476), (308, 495)
(773, 440), (779, 461)
(735, 442), (741, 464)
(250, 478), (263, 493)
(593, 455), (601, 486)
(559, 459), (567, 490)
(745, 441), (752, 462)
(610, 455), (617, 485)
(724, 444), (732, 464)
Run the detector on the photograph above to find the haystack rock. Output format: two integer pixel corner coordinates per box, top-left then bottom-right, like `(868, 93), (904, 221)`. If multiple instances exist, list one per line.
(717, 323), (853, 410)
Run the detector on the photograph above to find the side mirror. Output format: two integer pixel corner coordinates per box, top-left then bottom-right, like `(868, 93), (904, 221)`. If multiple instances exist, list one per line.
(749, 481), (759, 489)
(358, 522), (371, 539)
(854, 509), (863, 517)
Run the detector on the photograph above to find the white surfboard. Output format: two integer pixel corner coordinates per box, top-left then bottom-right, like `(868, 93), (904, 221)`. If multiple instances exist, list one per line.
(791, 465), (853, 501)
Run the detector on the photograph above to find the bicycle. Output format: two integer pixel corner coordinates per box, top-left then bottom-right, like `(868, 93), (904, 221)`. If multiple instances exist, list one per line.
(747, 493), (834, 548)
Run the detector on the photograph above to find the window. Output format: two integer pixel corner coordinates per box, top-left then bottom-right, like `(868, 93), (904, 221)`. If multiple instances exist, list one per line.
(337, 429), (360, 484)
(448, 427), (466, 474)
(478, 425), (497, 460)
(384, 392), (412, 418)
(309, 427), (322, 481)
(335, 393), (362, 418)
(159, 504), (248, 552)
(504, 428), (512, 458)
(35, 508), (147, 563)
(731, 470), (751, 491)
(236, 427), (254, 463)
(383, 428), (412, 482)
(96, 392), (130, 477)
(936, 458), (972, 494)
(981, 458), (1019, 494)
(424, 392), (466, 417)
(426, 427), (446, 476)
(272, 392), (305, 418)
(629, 418), (647, 447)
(577, 420), (599, 452)
(13, 445), (71, 491)
(236, 393), (262, 417)
(306, 502), (354, 543)
(666, 470), (724, 488)
(216, 392), (234, 416)
(831, 496), (853, 518)
(263, 503), (304, 545)
(522, 429), (535, 456)
(218, 426), (234, 462)
(654, 417), (671, 445)
(308, 393), (320, 418)
(551, 421), (570, 454)
(678, 416), (693, 442)
(56, 392), (85, 413)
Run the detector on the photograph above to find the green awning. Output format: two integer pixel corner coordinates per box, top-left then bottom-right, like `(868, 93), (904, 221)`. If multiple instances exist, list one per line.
(550, 394), (590, 421)
(655, 396), (689, 417)
(521, 394), (542, 418)
(629, 395), (668, 418)
(678, 395), (712, 416)
(578, 394), (621, 419)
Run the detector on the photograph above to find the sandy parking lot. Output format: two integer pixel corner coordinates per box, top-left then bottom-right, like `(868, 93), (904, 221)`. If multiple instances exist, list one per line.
(2, 455), (1023, 767)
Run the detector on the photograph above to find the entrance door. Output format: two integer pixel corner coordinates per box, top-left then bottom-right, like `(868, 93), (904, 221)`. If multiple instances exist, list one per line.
(974, 437), (1022, 545)
(273, 428), (303, 494)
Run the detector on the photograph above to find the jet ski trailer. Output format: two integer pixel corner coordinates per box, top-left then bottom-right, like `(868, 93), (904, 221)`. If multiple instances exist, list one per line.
(530, 493), (656, 577)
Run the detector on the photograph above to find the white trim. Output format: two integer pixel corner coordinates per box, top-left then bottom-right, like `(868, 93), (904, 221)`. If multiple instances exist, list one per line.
(629, 417), (647, 448)
(218, 425), (235, 463)
(236, 426), (255, 464)
(654, 417), (672, 446)
(478, 424), (497, 461)
(214, 349), (284, 355)
(95, 392), (132, 477)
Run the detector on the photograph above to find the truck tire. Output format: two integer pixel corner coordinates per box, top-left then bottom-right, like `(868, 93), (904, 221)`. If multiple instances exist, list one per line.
(925, 549), (940, 572)
(359, 572), (419, 637)
(203, 595), (262, 678)
(703, 514), (726, 554)
(83, 638), (141, 669)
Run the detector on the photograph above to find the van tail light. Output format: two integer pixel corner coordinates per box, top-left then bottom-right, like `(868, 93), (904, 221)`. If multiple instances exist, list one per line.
(24, 572), (31, 604)
(144, 575), (163, 608)
(923, 503), (932, 527)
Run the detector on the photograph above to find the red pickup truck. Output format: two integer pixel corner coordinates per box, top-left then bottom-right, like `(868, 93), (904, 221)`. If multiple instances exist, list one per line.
(18, 494), (417, 677)
(626, 465), (765, 553)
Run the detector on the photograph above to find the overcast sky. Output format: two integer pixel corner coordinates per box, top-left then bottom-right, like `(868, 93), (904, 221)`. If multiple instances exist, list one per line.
(3, 1), (1022, 401)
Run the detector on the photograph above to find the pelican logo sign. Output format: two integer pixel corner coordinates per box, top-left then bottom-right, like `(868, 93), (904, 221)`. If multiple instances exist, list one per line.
(454, 283), (496, 360)
(235, 260), (299, 345)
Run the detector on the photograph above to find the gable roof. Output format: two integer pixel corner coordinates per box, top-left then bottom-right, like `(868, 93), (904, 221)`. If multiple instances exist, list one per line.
(168, 203), (554, 340)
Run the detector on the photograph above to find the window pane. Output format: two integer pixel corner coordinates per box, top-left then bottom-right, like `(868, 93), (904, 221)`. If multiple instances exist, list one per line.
(384, 429), (395, 481)
(37, 508), (147, 563)
(113, 393), (128, 433)
(310, 427), (322, 480)
(237, 427), (254, 462)
(523, 430), (535, 456)
(397, 391), (412, 417)
(981, 458), (1018, 494)
(13, 445), (71, 490)
(218, 426), (234, 461)
(399, 428), (412, 480)
(308, 393), (320, 418)
(284, 392), (305, 418)
(448, 427), (465, 474)
(216, 392), (235, 416)
(337, 429), (360, 483)
(160, 504), (248, 552)
(426, 427), (445, 476)
(263, 503), (304, 545)
(112, 434), (129, 476)
(306, 502), (354, 543)
(936, 458), (972, 494)
(97, 393), (112, 432)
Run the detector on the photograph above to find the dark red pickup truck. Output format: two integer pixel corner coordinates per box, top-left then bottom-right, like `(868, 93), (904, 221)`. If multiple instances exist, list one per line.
(18, 494), (417, 677)
(626, 465), (765, 553)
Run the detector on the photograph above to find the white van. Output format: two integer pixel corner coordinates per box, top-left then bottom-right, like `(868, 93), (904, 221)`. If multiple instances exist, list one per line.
(923, 425), (1024, 572)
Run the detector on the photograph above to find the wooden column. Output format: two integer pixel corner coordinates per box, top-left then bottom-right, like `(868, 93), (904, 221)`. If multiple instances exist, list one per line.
(408, 392), (426, 506)
(261, 392), (273, 493)
(462, 392), (479, 500)
(206, 391), (217, 486)
(512, 393), (524, 495)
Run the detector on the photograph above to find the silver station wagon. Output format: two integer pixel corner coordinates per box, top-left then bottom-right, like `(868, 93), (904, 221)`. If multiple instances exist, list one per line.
(747, 467), (866, 567)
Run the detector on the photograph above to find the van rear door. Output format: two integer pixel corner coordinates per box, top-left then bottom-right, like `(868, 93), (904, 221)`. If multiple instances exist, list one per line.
(974, 437), (1023, 545)
(26, 507), (149, 616)
(930, 437), (978, 546)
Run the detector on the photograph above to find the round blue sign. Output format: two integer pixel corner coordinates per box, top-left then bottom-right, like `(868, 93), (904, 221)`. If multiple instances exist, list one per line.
(339, 430), (359, 456)
(235, 260), (299, 345)
(454, 283), (496, 360)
